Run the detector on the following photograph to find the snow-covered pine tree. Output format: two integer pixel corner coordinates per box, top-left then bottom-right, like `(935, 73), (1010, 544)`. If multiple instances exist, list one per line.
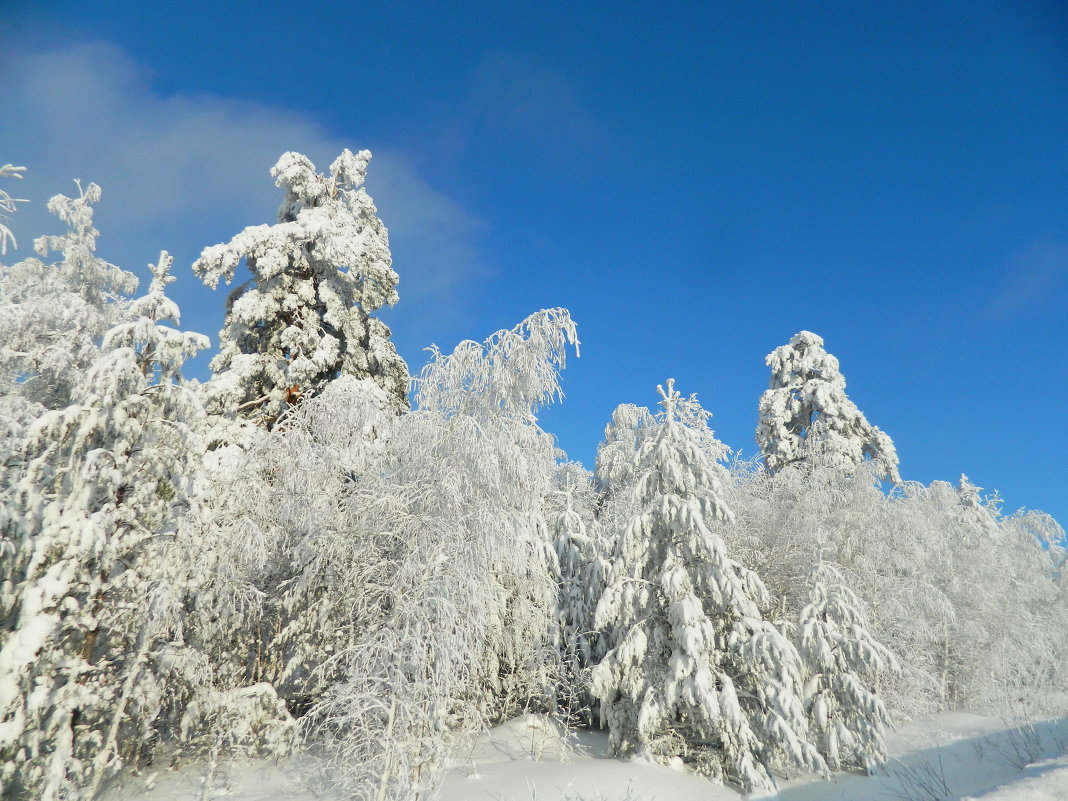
(796, 561), (896, 771)
(592, 380), (824, 791)
(0, 181), (138, 416)
(179, 149), (412, 745)
(0, 252), (208, 801)
(193, 149), (409, 427)
(756, 331), (899, 482)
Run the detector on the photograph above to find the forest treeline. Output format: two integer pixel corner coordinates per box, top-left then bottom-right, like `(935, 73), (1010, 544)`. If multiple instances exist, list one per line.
(0, 154), (1065, 801)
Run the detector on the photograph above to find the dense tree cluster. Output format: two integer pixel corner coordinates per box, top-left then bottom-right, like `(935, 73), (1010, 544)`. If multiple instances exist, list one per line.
(1, 153), (1065, 801)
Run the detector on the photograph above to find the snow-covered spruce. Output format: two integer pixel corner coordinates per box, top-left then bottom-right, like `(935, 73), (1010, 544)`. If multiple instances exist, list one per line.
(0, 252), (208, 801)
(756, 331), (899, 481)
(0, 181), (138, 424)
(796, 560), (897, 771)
(592, 380), (824, 791)
(194, 149), (409, 426)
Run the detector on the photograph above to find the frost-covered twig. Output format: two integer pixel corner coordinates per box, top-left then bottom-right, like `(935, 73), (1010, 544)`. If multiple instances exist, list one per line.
(0, 163), (27, 254)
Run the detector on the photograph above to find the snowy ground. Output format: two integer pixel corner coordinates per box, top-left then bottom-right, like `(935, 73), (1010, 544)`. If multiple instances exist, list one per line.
(105, 712), (1068, 801)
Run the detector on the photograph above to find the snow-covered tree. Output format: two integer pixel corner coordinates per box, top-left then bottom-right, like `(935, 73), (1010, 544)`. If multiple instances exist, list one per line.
(0, 181), (138, 415)
(910, 480), (1066, 712)
(406, 308), (579, 722)
(796, 561), (896, 771)
(728, 451), (1068, 721)
(594, 403), (657, 499)
(0, 164), (26, 255)
(194, 149), (409, 427)
(549, 462), (608, 722)
(592, 403), (658, 594)
(179, 374), (394, 714)
(593, 380), (824, 791)
(728, 460), (951, 718)
(0, 252), (207, 800)
(305, 308), (579, 801)
(756, 331), (899, 482)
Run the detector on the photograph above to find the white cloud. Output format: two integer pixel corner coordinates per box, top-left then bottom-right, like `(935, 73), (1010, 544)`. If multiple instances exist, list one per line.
(0, 38), (486, 356)
(987, 237), (1068, 318)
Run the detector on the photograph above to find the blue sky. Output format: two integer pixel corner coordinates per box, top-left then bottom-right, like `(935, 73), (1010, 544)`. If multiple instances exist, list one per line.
(2, 1), (1066, 525)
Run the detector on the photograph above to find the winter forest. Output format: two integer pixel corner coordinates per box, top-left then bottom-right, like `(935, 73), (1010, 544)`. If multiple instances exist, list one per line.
(0, 149), (1066, 801)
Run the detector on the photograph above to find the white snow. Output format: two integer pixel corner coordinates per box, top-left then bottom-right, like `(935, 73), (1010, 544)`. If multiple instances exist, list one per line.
(104, 711), (1068, 801)
(962, 755), (1068, 800)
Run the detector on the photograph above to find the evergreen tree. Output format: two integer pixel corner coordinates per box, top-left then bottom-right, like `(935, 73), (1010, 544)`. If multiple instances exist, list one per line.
(756, 331), (899, 481)
(0, 181), (138, 415)
(796, 561), (896, 771)
(593, 380), (823, 791)
(0, 252), (208, 800)
(194, 149), (409, 427)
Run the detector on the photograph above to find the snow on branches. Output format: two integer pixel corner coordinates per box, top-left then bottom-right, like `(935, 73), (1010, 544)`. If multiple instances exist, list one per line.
(593, 380), (824, 791)
(756, 331), (900, 482)
(0, 181), (138, 416)
(0, 164), (26, 255)
(194, 149), (409, 426)
(1, 150), (1065, 801)
(797, 561), (896, 771)
(0, 251), (207, 801)
(303, 308), (579, 800)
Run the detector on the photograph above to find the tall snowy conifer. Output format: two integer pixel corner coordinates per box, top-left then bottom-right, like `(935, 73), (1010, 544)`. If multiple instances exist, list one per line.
(194, 149), (409, 425)
(756, 332), (899, 482)
(0, 252), (207, 800)
(593, 381), (823, 791)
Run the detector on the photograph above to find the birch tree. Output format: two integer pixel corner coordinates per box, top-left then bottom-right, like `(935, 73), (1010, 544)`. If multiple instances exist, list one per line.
(0, 164), (26, 256)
